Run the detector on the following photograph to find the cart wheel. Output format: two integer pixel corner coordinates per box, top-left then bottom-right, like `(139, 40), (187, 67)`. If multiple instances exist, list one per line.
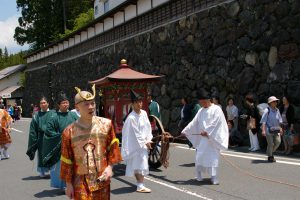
(148, 115), (164, 169)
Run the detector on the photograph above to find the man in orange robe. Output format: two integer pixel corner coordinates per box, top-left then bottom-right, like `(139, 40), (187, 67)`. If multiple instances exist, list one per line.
(60, 85), (122, 199)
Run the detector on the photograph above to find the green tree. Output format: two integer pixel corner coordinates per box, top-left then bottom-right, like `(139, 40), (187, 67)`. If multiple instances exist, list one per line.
(4, 47), (8, 62)
(0, 48), (26, 70)
(58, 8), (94, 39)
(14, 0), (93, 52)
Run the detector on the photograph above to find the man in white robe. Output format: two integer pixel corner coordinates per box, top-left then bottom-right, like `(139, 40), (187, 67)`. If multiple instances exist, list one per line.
(182, 89), (228, 185)
(121, 90), (153, 193)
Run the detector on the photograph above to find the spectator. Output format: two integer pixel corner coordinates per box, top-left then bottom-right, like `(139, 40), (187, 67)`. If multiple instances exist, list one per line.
(7, 105), (14, 121)
(13, 103), (20, 122)
(178, 97), (192, 132)
(30, 104), (34, 117)
(280, 96), (295, 155)
(212, 96), (222, 109)
(228, 120), (243, 147)
(0, 98), (4, 109)
(226, 97), (239, 129)
(33, 105), (39, 116)
(260, 96), (283, 162)
(243, 93), (260, 152)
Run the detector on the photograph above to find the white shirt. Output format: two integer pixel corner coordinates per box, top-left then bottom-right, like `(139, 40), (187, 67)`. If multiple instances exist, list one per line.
(121, 109), (153, 160)
(226, 105), (238, 120)
(182, 104), (228, 167)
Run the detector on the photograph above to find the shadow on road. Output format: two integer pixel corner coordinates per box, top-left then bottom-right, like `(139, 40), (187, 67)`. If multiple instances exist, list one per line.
(34, 189), (65, 198)
(179, 163), (195, 167)
(22, 176), (50, 181)
(251, 160), (269, 164)
(111, 164), (137, 194)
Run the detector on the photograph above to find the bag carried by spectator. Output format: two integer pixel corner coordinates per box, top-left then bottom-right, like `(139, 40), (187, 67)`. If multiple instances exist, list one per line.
(247, 117), (256, 130)
(269, 127), (281, 135)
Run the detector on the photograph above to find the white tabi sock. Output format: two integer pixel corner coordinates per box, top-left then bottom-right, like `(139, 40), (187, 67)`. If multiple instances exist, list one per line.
(3, 149), (9, 159)
(137, 183), (144, 189)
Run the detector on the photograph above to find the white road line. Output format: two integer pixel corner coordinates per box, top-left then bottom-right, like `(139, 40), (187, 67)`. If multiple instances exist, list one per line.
(11, 128), (24, 133)
(175, 146), (300, 166)
(221, 153), (300, 166)
(145, 176), (213, 200)
(223, 150), (300, 162)
(18, 119), (31, 122)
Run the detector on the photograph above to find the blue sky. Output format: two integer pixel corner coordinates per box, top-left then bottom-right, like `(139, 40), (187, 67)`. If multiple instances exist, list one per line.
(0, 0), (29, 54)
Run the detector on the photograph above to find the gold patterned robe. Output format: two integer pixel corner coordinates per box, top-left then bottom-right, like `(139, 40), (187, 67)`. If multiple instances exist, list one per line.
(60, 116), (121, 200)
(0, 109), (13, 145)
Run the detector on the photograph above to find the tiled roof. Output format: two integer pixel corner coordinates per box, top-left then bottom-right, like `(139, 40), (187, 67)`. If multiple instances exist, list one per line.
(0, 64), (26, 80)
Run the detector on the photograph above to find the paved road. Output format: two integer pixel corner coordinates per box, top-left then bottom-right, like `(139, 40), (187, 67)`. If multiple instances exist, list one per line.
(1, 118), (300, 200)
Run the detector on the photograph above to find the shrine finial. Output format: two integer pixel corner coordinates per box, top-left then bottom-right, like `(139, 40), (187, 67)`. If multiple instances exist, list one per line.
(121, 59), (127, 64)
(120, 59), (128, 68)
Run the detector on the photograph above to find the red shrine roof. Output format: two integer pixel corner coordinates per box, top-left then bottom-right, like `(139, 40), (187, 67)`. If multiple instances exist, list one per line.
(90, 59), (163, 86)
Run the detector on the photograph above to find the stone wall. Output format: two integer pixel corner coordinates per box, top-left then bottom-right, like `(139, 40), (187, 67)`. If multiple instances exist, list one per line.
(25, 0), (300, 136)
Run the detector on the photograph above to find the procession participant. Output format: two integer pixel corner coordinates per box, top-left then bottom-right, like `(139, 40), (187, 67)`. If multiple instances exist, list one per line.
(26, 97), (53, 177)
(43, 91), (79, 189)
(121, 90), (153, 193)
(71, 106), (81, 117)
(60, 85), (121, 199)
(147, 92), (161, 121)
(182, 89), (228, 185)
(0, 108), (13, 160)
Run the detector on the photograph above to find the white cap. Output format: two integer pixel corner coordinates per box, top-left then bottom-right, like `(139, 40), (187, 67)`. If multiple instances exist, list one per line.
(268, 96), (279, 104)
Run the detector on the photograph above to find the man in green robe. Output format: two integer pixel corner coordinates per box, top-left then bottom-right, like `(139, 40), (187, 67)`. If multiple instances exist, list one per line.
(26, 97), (54, 178)
(147, 93), (161, 121)
(42, 92), (79, 189)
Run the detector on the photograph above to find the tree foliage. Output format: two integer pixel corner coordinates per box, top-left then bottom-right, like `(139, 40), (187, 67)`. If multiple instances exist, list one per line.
(58, 8), (94, 39)
(14, 0), (94, 52)
(0, 47), (26, 70)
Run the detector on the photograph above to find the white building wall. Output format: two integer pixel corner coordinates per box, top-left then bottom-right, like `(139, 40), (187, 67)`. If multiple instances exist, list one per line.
(94, 0), (126, 19)
(81, 31), (88, 41)
(95, 23), (104, 34)
(63, 41), (69, 49)
(75, 35), (81, 44)
(125, 5), (137, 21)
(0, 72), (22, 92)
(94, 0), (104, 19)
(88, 27), (95, 38)
(137, 0), (152, 15)
(104, 18), (114, 31)
(109, 0), (126, 10)
(45, 50), (49, 57)
(49, 48), (54, 55)
(69, 38), (75, 47)
(58, 43), (64, 51)
(54, 46), (59, 53)
(114, 12), (124, 26)
(41, 51), (45, 58)
(153, 0), (169, 7)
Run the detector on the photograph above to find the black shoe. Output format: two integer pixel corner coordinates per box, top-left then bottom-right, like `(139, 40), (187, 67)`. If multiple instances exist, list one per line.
(267, 156), (272, 162)
(268, 156), (276, 162)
